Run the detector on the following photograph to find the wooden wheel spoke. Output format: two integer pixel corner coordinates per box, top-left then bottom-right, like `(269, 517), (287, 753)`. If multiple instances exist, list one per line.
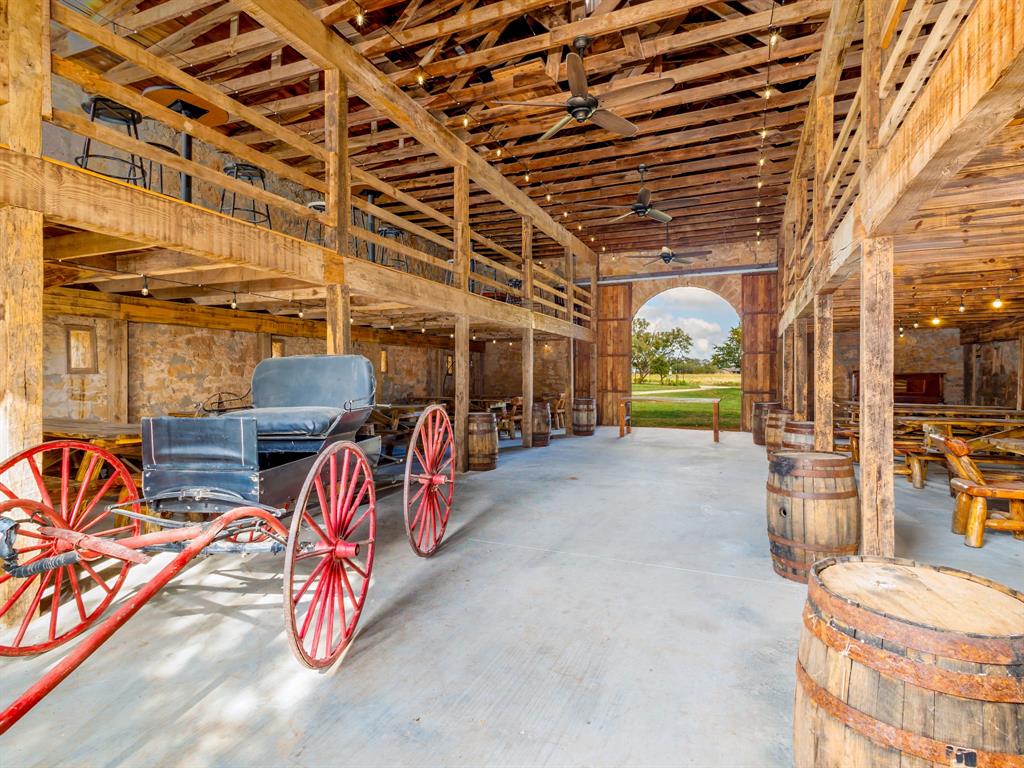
(297, 564), (332, 640)
(27, 456), (53, 510)
(80, 560), (112, 594)
(69, 453), (102, 524)
(301, 509), (331, 546)
(0, 480), (16, 500)
(76, 472), (121, 531)
(342, 556), (368, 579)
(334, 573), (348, 647)
(291, 557), (329, 604)
(338, 562), (359, 613)
(313, 475), (334, 540)
(59, 448), (71, 521)
(337, 460), (364, 533)
(340, 476), (370, 536)
(66, 567), (88, 621)
(48, 567), (65, 641)
(310, 567), (335, 658)
(13, 572), (52, 647)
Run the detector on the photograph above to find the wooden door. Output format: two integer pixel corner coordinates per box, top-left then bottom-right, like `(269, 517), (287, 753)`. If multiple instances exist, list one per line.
(597, 284), (632, 425)
(741, 273), (779, 431)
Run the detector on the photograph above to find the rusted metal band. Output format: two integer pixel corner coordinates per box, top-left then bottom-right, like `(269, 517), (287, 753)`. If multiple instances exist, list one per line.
(767, 531), (860, 555)
(771, 559), (808, 583)
(803, 606), (1024, 703)
(795, 661), (1024, 767)
(770, 550), (809, 573)
(809, 558), (1024, 665)
(766, 484), (859, 500)
(770, 468), (855, 479)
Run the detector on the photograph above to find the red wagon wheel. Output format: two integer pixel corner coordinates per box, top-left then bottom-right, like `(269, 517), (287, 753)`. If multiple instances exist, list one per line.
(403, 404), (455, 557)
(0, 441), (140, 656)
(284, 441), (376, 670)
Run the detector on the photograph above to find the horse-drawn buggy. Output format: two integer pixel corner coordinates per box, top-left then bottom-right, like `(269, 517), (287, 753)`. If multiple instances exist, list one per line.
(0, 355), (456, 732)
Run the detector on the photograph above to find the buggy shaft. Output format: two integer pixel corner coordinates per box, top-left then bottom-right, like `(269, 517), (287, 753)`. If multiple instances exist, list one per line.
(0, 507), (288, 735)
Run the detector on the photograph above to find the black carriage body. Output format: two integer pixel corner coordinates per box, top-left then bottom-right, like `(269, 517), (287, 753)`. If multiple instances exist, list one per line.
(142, 355), (378, 515)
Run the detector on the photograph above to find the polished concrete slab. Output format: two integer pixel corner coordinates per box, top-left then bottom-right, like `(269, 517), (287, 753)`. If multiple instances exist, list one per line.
(3, 428), (1021, 767)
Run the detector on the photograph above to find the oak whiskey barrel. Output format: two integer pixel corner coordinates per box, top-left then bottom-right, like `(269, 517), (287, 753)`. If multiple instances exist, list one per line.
(467, 412), (498, 471)
(794, 556), (1024, 767)
(781, 420), (815, 452)
(764, 408), (793, 456)
(765, 451), (859, 583)
(572, 398), (596, 436)
(532, 402), (552, 447)
(752, 401), (780, 446)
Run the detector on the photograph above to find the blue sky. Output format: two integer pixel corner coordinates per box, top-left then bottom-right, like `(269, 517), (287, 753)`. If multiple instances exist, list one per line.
(635, 287), (740, 360)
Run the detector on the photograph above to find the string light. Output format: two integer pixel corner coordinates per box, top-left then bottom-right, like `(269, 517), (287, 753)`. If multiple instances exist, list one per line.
(546, 193), (552, 202)
(462, 116), (469, 127)
(769, 28), (780, 46)
(140, 275), (149, 296)
(930, 311), (941, 326)
(297, 305), (305, 319)
(230, 292), (238, 310)
(416, 72), (426, 86)
(496, 148), (502, 158)
(959, 294), (966, 313)
(524, 172), (530, 182)
(355, 10), (365, 25)
(993, 292), (1004, 309)
(390, 324), (395, 330)
(913, 319), (920, 329)
(563, 211), (568, 218)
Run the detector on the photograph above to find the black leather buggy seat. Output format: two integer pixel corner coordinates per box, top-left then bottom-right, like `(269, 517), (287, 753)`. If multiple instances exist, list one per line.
(217, 354), (375, 442)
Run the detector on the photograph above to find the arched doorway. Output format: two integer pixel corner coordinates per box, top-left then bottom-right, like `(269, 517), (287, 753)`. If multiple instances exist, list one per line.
(596, 272), (778, 429)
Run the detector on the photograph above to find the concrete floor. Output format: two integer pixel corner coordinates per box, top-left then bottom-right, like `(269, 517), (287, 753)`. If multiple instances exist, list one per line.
(4, 428), (1022, 767)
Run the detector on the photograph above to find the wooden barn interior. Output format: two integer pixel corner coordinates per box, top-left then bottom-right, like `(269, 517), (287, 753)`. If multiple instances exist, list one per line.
(1, 0), (1022, 762)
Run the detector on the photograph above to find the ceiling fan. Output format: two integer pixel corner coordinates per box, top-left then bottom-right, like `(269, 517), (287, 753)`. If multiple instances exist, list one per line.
(493, 36), (674, 141)
(626, 224), (711, 267)
(580, 164), (675, 224)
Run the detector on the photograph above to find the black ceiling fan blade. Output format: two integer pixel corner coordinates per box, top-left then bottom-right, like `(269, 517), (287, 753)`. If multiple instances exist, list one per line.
(566, 52), (589, 98)
(606, 210), (635, 224)
(538, 113), (575, 141)
(491, 99), (567, 108)
(647, 208), (673, 223)
(642, 257), (665, 268)
(589, 108), (637, 136)
(636, 187), (651, 207)
(599, 77), (674, 109)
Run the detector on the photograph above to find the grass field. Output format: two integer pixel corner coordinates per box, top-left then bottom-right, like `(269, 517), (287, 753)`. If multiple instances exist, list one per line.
(632, 372), (741, 389)
(629, 385), (742, 430)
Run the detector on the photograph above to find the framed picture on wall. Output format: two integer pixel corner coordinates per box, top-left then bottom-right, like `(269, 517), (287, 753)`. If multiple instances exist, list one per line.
(66, 325), (98, 374)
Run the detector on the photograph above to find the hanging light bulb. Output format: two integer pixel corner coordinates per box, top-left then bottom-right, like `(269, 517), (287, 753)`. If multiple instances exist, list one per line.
(472, 334), (477, 341)
(601, 246), (606, 252)
(959, 294), (966, 313)
(416, 72), (426, 86)
(546, 193), (552, 202)
(492, 338), (497, 344)
(230, 292), (238, 310)
(756, 230), (761, 237)
(756, 200), (762, 208)
(355, 10), (365, 25)
(141, 275), (149, 296)
(450, 333), (454, 339)
(496, 148), (502, 158)
(590, 236), (595, 242)
(577, 223), (582, 231)
(931, 312), (941, 326)
(389, 323), (395, 330)
(898, 326), (904, 338)
(756, 216), (762, 223)
(758, 156), (766, 167)
(421, 326), (426, 333)
(759, 129), (768, 139)
(913, 319), (919, 329)
(562, 211), (568, 218)
(524, 172), (530, 182)
(769, 28), (780, 46)
(993, 292), (1004, 309)
(757, 180), (763, 189)
(462, 116), (469, 127)
(298, 305), (305, 319)
(763, 87), (772, 100)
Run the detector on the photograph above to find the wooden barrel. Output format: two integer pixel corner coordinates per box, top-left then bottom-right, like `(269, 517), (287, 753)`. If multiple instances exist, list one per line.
(765, 451), (859, 583)
(781, 420), (815, 451)
(794, 556), (1024, 767)
(467, 412), (498, 471)
(764, 408), (793, 456)
(751, 401), (779, 446)
(572, 398), (596, 436)
(532, 402), (552, 447)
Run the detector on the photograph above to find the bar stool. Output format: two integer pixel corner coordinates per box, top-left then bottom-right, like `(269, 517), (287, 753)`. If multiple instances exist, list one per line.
(303, 200), (327, 244)
(75, 97), (147, 186)
(377, 225), (408, 271)
(144, 142), (178, 195)
(218, 162), (272, 227)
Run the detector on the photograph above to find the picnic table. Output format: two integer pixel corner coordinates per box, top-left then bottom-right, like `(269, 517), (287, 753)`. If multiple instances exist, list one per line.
(618, 396), (720, 442)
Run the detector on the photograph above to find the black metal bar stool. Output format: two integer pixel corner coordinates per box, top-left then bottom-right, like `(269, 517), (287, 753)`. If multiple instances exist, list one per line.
(303, 200), (326, 244)
(75, 97), (147, 186)
(218, 162), (272, 227)
(377, 225), (409, 271)
(144, 142), (178, 195)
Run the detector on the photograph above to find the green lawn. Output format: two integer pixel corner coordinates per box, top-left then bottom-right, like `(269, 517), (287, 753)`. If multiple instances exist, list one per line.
(629, 386), (742, 430)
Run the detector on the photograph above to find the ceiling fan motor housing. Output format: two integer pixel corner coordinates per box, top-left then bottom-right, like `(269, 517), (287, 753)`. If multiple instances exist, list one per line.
(567, 95), (598, 122)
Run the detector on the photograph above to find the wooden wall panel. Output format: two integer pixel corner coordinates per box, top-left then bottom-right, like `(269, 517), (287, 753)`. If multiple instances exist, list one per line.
(741, 272), (779, 431)
(597, 283), (632, 425)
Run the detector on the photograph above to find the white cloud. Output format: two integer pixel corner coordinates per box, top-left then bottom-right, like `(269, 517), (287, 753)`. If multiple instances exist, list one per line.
(636, 287), (738, 360)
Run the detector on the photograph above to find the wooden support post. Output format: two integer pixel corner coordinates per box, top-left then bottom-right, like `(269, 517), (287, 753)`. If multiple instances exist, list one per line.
(1017, 337), (1024, 411)
(588, 262), (598, 404)
(812, 93), (834, 246)
(453, 164), (471, 293)
(522, 327), (534, 448)
(859, 236), (895, 557)
(324, 68), (350, 256)
(0, 0), (45, 628)
(793, 319), (810, 420)
(521, 218), (533, 310)
(454, 315), (469, 473)
(813, 293), (834, 451)
(860, 0), (882, 165)
(325, 284), (351, 354)
(564, 248), (574, 435)
(781, 325), (795, 411)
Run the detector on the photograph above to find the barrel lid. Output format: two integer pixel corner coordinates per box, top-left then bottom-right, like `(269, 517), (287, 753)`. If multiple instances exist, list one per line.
(771, 450), (846, 462)
(818, 558), (1024, 636)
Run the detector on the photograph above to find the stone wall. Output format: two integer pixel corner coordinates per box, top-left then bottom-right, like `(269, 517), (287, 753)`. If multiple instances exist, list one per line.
(44, 316), (441, 421)
(968, 340), (1019, 406)
(833, 328), (964, 403)
(479, 338), (570, 399)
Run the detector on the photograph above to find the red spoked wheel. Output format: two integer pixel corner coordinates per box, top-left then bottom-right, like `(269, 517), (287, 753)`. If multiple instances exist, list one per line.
(403, 404), (455, 557)
(284, 441), (376, 670)
(0, 441), (140, 656)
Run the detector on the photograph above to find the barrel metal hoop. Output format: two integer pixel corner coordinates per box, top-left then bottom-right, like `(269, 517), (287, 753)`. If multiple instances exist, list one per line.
(808, 566), (1024, 665)
(766, 484), (859, 500)
(796, 661), (1022, 767)
(803, 606), (1024, 703)
(770, 468), (855, 479)
(767, 531), (860, 555)
(770, 558), (808, 583)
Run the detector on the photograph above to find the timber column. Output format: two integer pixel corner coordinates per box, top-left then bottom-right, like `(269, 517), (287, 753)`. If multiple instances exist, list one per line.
(0, 0), (46, 462)
(324, 68), (351, 353)
(793, 318), (811, 420)
(454, 316), (470, 472)
(521, 218), (534, 447)
(813, 293), (834, 451)
(564, 248), (575, 436)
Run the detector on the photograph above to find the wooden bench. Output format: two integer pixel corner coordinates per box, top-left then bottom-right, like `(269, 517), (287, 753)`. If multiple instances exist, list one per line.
(930, 435), (1024, 548)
